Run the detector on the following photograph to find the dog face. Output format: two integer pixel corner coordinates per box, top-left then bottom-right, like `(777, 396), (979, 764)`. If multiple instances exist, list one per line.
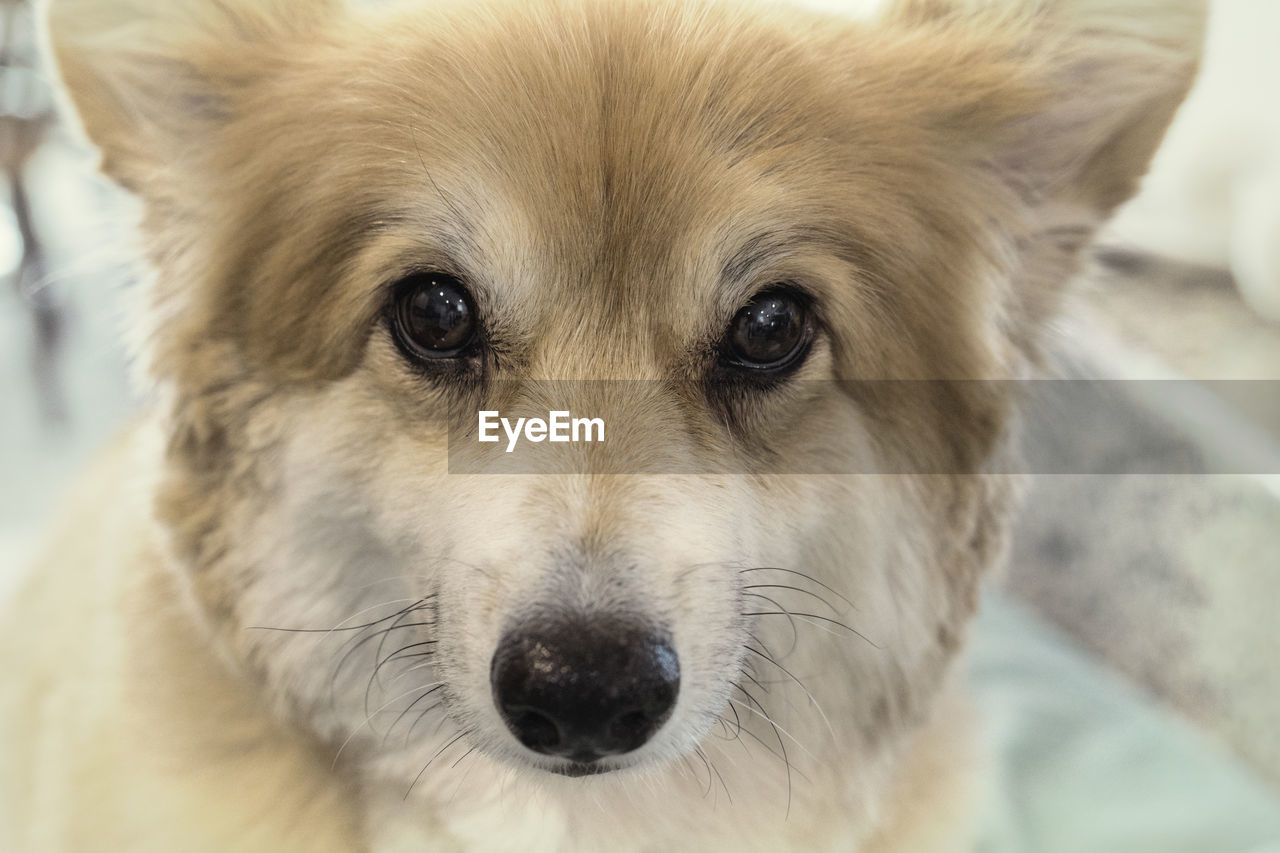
(47, 0), (1201, 825)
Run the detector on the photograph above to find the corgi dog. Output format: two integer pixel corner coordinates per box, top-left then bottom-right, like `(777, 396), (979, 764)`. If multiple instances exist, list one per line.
(1, 0), (1201, 850)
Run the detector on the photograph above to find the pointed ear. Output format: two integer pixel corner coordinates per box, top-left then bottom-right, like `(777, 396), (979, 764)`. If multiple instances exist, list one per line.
(891, 0), (1206, 215)
(41, 0), (339, 191)
(869, 0), (1204, 356)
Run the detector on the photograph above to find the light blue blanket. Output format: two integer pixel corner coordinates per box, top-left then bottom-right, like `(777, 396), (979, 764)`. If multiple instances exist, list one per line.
(972, 593), (1280, 853)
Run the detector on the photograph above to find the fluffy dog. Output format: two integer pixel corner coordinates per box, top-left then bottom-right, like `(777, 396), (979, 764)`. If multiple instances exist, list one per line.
(1, 0), (1201, 850)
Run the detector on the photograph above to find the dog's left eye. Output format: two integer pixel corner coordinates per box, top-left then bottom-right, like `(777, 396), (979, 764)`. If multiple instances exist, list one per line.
(721, 288), (813, 371)
(389, 273), (477, 360)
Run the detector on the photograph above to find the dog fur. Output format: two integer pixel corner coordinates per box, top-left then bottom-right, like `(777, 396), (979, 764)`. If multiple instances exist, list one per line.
(2, 0), (1201, 850)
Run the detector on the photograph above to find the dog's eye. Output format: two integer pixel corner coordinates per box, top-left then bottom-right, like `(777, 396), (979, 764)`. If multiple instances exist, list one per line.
(722, 288), (812, 370)
(390, 274), (477, 359)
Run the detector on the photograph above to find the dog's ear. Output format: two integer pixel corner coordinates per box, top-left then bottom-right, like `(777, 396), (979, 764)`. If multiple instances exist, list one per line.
(891, 0), (1206, 214)
(875, 0), (1204, 350)
(42, 0), (339, 192)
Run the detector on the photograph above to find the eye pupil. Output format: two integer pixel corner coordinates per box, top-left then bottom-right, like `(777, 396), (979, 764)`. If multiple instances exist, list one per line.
(727, 290), (808, 367)
(393, 274), (476, 358)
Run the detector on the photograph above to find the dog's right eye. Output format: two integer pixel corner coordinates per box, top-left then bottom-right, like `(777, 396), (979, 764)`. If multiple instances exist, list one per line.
(389, 273), (477, 361)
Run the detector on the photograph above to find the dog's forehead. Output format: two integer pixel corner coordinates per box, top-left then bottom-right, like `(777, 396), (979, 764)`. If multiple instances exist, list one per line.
(319, 0), (852, 363)
(215, 0), (945, 381)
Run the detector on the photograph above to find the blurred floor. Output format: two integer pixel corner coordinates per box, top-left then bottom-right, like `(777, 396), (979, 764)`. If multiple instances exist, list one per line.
(0, 132), (135, 599)
(1006, 252), (1280, 785)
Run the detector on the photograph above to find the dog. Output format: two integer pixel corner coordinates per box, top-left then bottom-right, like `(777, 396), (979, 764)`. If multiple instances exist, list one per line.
(0, 0), (1202, 850)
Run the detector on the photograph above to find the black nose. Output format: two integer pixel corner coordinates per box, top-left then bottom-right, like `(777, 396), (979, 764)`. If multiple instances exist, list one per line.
(490, 619), (680, 764)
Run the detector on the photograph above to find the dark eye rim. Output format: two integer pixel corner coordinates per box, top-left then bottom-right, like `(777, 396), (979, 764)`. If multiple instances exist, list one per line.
(385, 271), (481, 363)
(717, 285), (816, 374)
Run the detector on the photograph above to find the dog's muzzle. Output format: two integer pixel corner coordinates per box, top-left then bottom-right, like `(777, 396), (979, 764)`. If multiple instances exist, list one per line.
(490, 617), (679, 767)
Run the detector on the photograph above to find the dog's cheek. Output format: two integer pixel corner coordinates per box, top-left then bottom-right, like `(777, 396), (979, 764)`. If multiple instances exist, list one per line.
(154, 375), (448, 737)
(727, 471), (1000, 760)
(252, 390), (553, 765)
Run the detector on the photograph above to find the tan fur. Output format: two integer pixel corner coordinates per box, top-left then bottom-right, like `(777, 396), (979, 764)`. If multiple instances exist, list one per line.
(4, 0), (1201, 850)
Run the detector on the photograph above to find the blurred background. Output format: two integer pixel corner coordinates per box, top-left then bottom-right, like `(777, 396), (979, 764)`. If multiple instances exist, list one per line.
(0, 0), (1277, 849)
(0, 0), (133, 597)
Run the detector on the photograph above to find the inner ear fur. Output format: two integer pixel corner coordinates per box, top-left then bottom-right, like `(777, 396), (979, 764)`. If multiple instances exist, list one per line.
(42, 0), (339, 191)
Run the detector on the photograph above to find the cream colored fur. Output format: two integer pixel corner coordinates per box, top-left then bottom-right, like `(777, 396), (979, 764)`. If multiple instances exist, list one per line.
(2, 0), (1201, 850)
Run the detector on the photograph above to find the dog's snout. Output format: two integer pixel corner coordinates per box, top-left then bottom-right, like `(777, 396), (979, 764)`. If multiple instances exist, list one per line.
(490, 619), (679, 765)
